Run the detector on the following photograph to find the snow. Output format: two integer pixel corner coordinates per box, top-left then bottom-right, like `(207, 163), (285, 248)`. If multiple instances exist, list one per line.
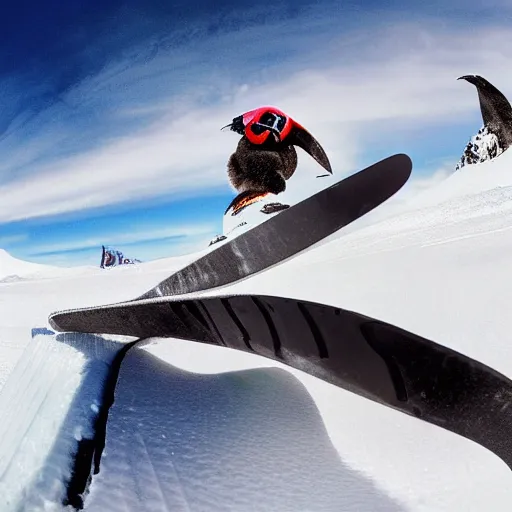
(0, 248), (54, 282)
(85, 351), (402, 512)
(1, 148), (512, 510)
(0, 331), (125, 511)
(414, 148), (512, 208)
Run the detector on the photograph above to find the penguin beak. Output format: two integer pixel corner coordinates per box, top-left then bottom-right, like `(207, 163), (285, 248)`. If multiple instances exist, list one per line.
(288, 123), (332, 174)
(221, 114), (245, 135)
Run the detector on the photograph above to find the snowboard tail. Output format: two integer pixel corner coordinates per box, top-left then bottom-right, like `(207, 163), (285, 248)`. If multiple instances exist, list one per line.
(50, 293), (512, 470)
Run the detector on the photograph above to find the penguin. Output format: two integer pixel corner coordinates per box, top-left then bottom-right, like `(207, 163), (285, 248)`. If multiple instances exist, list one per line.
(457, 75), (512, 163)
(221, 106), (332, 215)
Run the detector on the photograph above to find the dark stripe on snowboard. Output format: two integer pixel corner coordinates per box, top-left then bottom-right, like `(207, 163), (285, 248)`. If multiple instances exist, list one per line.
(297, 301), (329, 359)
(50, 294), (512, 471)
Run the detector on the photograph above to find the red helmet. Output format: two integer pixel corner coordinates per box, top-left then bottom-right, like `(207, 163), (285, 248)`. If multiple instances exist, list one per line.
(223, 106), (332, 173)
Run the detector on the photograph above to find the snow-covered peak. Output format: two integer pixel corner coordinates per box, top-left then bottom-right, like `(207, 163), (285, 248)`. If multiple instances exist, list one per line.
(456, 74), (512, 168)
(455, 125), (505, 170)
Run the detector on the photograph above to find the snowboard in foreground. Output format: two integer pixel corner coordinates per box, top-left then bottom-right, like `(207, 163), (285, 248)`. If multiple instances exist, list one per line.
(50, 293), (512, 471)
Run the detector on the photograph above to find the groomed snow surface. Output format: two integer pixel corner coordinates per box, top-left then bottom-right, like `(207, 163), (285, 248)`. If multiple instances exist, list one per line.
(1, 149), (512, 510)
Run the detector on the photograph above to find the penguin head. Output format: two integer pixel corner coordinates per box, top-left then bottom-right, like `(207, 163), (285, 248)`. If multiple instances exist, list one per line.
(222, 106), (333, 173)
(223, 106), (292, 145)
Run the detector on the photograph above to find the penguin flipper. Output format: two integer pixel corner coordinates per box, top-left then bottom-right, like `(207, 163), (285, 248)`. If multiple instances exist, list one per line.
(288, 125), (332, 173)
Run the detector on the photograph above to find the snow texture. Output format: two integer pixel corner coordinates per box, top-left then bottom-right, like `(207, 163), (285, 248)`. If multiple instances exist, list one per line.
(1, 148), (512, 510)
(85, 349), (403, 512)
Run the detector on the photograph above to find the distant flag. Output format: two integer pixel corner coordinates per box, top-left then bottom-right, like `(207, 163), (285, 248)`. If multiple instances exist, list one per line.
(100, 245), (141, 269)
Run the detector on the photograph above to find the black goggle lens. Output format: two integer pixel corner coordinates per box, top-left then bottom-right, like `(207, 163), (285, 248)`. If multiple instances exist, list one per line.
(250, 112), (287, 135)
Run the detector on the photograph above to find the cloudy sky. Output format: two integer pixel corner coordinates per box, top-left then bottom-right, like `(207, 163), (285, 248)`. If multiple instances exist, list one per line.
(1, 0), (512, 266)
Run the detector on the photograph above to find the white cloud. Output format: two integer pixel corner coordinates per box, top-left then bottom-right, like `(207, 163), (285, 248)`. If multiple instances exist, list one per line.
(0, 234), (29, 246)
(27, 230), (215, 267)
(28, 223), (217, 256)
(3, 20), (512, 223)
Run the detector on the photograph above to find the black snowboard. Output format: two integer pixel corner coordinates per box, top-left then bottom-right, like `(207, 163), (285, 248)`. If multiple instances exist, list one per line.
(136, 153), (411, 299)
(134, 154), (412, 301)
(50, 293), (512, 471)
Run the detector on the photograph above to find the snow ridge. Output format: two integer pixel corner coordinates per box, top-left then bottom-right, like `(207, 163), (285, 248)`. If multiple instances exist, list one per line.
(0, 249), (50, 281)
(0, 331), (127, 511)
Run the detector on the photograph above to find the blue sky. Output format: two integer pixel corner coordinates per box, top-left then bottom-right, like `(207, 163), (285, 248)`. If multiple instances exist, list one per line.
(1, 0), (512, 266)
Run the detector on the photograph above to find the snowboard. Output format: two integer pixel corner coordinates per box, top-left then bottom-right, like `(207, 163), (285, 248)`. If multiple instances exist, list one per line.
(50, 293), (512, 471)
(132, 153), (412, 300)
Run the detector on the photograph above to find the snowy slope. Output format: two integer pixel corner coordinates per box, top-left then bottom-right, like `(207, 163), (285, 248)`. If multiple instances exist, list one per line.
(1, 149), (512, 511)
(86, 352), (402, 512)
(414, 145), (512, 207)
(0, 249), (53, 282)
